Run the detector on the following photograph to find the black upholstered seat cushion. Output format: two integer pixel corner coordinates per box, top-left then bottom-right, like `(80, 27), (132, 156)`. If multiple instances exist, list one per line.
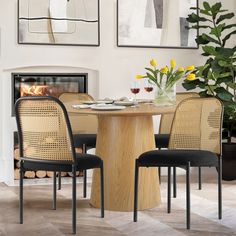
(75, 153), (102, 170)
(22, 153), (102, 172)
(138, 150), (218, 167)
(154, 134), (170, 149)
(73, 134), (97, 148)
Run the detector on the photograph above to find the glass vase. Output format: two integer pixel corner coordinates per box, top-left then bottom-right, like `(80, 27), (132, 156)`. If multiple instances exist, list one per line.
(154, 84), (176, 107)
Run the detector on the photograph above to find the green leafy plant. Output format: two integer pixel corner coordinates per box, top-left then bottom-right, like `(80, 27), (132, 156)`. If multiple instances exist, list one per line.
(182, 1), (236, 143)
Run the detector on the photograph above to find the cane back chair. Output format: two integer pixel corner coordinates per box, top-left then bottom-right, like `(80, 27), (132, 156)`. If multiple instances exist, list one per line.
(15, 96), (104, 234)
(155, 92), (200, 196)
(59, 92), (97, 197)
(134, 97), (223, 229)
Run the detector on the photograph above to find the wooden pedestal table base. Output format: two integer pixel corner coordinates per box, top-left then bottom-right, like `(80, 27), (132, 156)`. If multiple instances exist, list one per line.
(90, 115), (161, 211)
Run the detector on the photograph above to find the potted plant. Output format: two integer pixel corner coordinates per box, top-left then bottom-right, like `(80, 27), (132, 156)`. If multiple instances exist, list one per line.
(182, 2), (236, 180)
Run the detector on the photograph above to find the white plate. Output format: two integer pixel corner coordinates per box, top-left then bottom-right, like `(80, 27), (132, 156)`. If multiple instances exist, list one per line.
(91, 104), (126, 111)
(114, 101), (135, 106)
(82, 101), (96, 105)
(72, 104), (91, 109)
(96, 100), (114, 104)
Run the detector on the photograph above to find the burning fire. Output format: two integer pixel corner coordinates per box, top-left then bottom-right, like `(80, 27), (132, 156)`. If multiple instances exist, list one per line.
(20, 85), (49, 96)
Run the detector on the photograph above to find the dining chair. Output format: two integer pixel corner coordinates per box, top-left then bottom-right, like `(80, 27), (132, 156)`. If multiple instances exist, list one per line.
(155, 92), (200, 196)
(15, 96), (104, 234)
(134, 97), (223, 229)
(59, 92), (97, 197)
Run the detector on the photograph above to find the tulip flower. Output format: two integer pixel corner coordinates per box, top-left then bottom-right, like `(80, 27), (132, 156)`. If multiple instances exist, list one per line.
(186, 73), (196, 81)
(178, 67), (185, 72)
(170, 59), (176, 69)
(186, 65), (195, 71)
(136, 74), (143, 80)
(160, 66), (168, 74)
(150, 59), (157, 67)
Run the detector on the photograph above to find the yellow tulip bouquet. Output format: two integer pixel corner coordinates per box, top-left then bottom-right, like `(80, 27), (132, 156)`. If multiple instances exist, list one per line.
(136, 59), (196, 106)
(136, 59), (196, 90)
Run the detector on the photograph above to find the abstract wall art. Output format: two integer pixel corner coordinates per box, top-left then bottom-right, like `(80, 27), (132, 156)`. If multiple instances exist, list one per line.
(18, 0), (100, 46)
(117, 0), (198, 48)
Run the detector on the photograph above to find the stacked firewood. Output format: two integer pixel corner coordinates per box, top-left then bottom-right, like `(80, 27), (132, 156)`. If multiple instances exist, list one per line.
(14, 147), (83, 180)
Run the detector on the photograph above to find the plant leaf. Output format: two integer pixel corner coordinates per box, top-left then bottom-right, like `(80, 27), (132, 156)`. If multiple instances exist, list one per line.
(210, 23), (225, 38)
(202, 46), (217, 56)
(200, 9), (212, 16)
(145, 67), (155, 74)
(211, 2), (222, 19)
(187, 13), (209, 23)
(228, 82), (236, 90)
(216, 13), (234, 24)
(196, 35), (210, 45)
(222, 30), (236, 46)
(202, 33), (221, 45)
(215, 87), (234, 101)
(216, 47), (235, 58)
(222, 24), (236, 30)
(203, 2), (211, 11)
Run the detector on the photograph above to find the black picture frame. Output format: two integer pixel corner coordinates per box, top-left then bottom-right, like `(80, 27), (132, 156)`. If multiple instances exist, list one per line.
(18, 0), (100, 46)
(117, 0), (199, 49)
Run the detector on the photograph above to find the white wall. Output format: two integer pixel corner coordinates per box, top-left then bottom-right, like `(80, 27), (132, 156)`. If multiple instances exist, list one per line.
(0, 0), (235, 183)
(1, 0), (235, 97)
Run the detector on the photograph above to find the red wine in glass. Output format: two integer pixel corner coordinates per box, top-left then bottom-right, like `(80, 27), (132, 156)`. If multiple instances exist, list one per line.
(144, 87), (153, 92)
(131, 88), (140, 94)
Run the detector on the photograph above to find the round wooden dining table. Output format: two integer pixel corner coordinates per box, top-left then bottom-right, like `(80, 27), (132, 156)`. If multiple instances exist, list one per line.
(65, 102), (175, 211)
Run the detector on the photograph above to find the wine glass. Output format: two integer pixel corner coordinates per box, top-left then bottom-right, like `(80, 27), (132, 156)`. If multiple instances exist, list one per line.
(144, 79), (154, 93)
(144, 79), (154, 103)
(130, 81), (140, 104)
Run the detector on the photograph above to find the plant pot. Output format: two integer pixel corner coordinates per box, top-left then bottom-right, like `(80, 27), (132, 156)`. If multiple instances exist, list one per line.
(222, 142), (236, 181)
(154, 84), (176, 107)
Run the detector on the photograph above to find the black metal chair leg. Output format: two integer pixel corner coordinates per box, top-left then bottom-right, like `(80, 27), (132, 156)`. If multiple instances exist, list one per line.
(158, 167), (161, 184)
(100, 162), (105, 218)
(133, 160), (139, 222)
(186, 162), (191, 229)
(53, 171), (57, 210)
(198, 167), (202, 190)
(19, 165), (24, 224)
(83, 170), (87, 198)
(58, 172), (61, 190)
(167, 166), (171, 213)
(173, 167), (177, 198)
(218, 156), (222, 219)
(82, 144), (87, 198)
(72, 165), (77, 234)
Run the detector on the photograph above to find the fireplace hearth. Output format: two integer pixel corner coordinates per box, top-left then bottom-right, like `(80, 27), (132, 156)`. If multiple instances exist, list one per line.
(12, 73), (88, 115)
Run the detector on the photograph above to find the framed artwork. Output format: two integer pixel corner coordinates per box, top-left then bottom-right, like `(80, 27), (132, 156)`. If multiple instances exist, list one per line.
(18, 0), (100, 46)
(117, 0), (198, 49)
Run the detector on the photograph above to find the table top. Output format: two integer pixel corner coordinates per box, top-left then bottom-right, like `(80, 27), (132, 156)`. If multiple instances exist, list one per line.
(64, 101), (176, 116)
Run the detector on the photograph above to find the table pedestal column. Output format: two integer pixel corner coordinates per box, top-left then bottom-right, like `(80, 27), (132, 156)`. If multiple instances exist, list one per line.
(90, 115), (161, 211)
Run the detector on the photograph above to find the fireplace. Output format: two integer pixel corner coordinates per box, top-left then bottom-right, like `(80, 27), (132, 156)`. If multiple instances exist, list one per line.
(11, 72), (89, 180)
(12, 73), (88, 116)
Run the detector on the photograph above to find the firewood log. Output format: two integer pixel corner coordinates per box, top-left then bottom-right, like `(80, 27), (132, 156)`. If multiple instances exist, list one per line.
(35, 170), (47, 178)
(15, 161), (21, 169)
(24, 171), (35, 179)
(46, 171), (54, 178)
(14, 148), (20, 160)
(75, 147), (82, 153)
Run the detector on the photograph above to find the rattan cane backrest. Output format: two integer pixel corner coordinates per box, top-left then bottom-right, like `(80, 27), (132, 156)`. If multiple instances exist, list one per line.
(159, 92), (200, 134)
(15, 97), (75, 162)
(168, 98), (223, 155)
(59, 92), (94, 103)
(59, 93), (98, 134)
